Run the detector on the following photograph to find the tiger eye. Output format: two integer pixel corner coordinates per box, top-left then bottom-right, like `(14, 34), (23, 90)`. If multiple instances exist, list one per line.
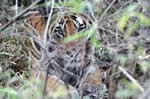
(66, 50), (71, 55)
(54, 26), (64, 38)
(48, 46), (55, 52)
(70, 15), (77, 20)
(88, 20), (92, 25)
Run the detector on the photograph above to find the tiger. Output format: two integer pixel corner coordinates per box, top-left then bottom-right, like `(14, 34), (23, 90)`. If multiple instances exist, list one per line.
(24, 7), (105, 98)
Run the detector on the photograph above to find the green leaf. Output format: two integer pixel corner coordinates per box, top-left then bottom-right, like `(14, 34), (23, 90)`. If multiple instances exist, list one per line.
(0, 88), (18, 99)
(127, 19), (140, 34)
(63, 30), (88, 43)
(118, 15), (130, 30)
(140, 60), (150, 72)
(90, 33), (100, 49)
(118, 3), (140, 30)
(116, 89), (135, 98)
(138, 13), (150, 26)
(0, 52), (14, 56)
(57, 0), (82, 12)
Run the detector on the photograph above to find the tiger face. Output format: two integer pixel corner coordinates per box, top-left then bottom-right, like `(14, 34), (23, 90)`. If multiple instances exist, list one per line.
(48, 12), (93, 43)
(25, 11), (93, 59)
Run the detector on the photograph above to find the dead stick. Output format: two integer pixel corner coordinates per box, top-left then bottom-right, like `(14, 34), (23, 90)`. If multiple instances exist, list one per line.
(42, 64), (50, 96)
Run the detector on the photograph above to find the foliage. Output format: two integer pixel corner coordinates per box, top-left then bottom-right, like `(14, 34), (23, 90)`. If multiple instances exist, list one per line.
(0, 0), (150, 99)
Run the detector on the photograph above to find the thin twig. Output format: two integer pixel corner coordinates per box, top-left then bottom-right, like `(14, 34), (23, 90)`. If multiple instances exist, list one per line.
(42, 0), (55, 96)
(119, 66), (144, 92)
(43, 0), (55, 46)
(43, 64), (50, 96)
(102, 1), (130, 21)
(15, 0), (18, 16)
(41, 1), (62, 96)
(98, 0), (116, 23)
(0, 0), (42, 32)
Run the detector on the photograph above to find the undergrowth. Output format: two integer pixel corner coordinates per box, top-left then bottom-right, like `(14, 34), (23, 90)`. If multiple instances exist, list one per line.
(0, 0), (150, 99)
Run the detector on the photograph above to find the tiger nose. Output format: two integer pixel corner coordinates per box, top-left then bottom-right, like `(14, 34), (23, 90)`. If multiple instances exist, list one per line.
(64, 20), (77, 36)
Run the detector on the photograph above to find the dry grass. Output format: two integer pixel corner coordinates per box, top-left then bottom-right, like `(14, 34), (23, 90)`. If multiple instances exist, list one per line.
(0, 0), (150, 99)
